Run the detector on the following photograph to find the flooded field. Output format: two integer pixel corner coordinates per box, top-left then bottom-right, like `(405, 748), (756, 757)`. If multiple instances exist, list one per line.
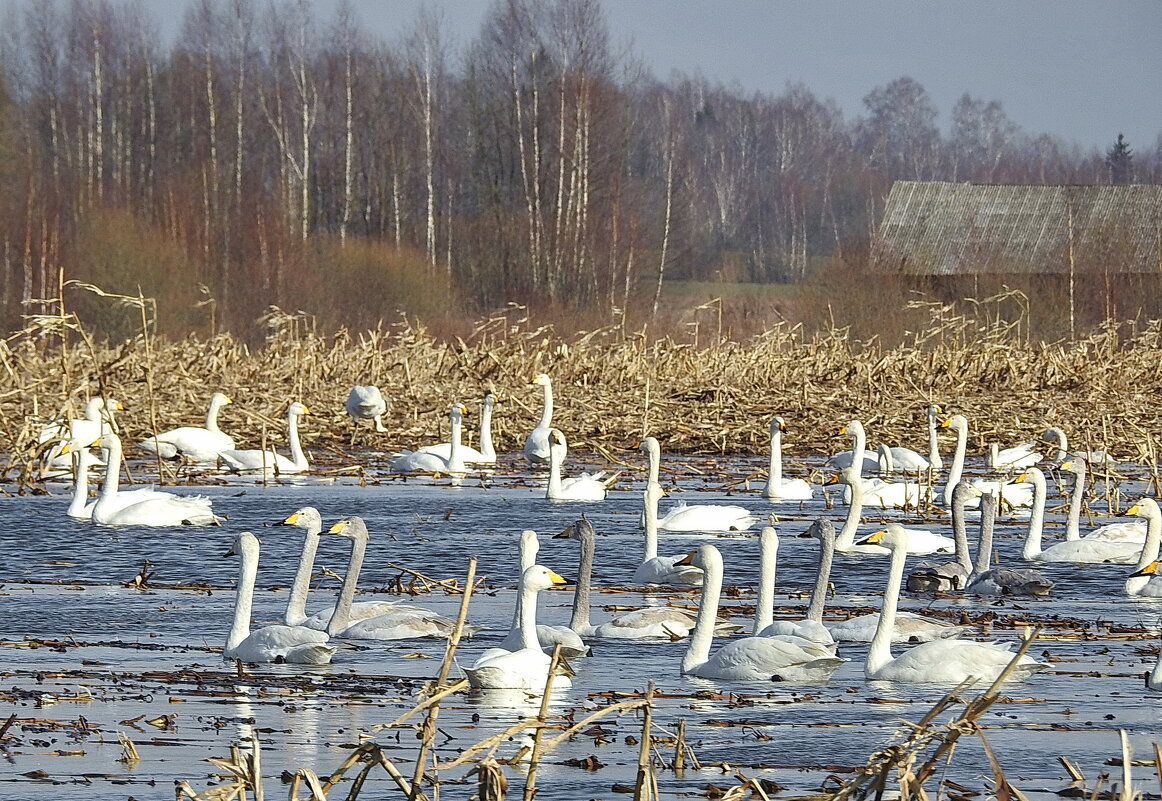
(2, 451), (1161, 800)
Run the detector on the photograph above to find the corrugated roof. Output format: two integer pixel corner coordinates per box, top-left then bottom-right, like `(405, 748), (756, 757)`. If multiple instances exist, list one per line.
(874, 182), (1162, 275)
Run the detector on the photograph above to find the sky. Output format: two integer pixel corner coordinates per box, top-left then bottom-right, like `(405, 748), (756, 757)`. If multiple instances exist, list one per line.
(2, 0), (1159, 153)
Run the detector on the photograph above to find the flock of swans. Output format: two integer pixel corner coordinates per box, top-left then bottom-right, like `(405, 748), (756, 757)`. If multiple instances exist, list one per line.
(34, 379), (1162, 693)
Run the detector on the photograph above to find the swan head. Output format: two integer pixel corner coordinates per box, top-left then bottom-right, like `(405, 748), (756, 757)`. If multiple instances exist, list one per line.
(554, 516), (595, 542)
(1126, 498), (1160, 519)
(829, 466), (859, 486)
(1130, 560), (1160, 578)
(927, 403), (943, 417)
(227, 530), (260, 557)
(483, 391), (500, 407)
(325, 516), (369, 541)
(680, 544), (721, 571)
(939, 414), (967, 432)
(450, 403), (467, 421)
(856, 524), (905, 550)
(1059, 458), (1086, 476)
(212, 393), (233, 407)
(288, 402), (311, 417)
(644, 482), (665, 504)
(281, 506), (322, 531)
(531, 373), (552, 387)
(1015, 466), (1045, 488)
(106, 398), (125, 412)
(521, 564), (567, 592)
(771, 417), (787, 434)
(799, 518), (836, 541)
(951, 481), (982, 506)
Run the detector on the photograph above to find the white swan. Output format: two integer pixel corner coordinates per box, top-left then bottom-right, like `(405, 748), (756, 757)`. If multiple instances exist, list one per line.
(1042, 426), (1112, 467)
(219, 402), (311, 474)
(859, 525), (1045, 684)
(654, 486), (756, 533)
(524, 373), (555, 465)
(989, 440), (1042, 471)
(681, 544), (845, 682)
(634, 483), (705, 585)
(762, 417), (813, 501)
(277, 507), (327, 626)
(317, 517), (468, 639)
(1123, 499), (1162, 597)
(1019, 467), (1142, 563)
(223, 530), (335, 665)
(963, 492), (1054, 596)
(465, 564), (572, 691)
(753, 523), (837, 650)
(831, 467), (955, 556)
(418, 392), (499, 464)
(826, 420), (879, 473)
(499, 529), (589, 656)
(905, 481), (979, 592)
(344, 385), (387, 443)
(1150, 638), (1162, 691)
(545, 429), (610, 502)
(392, 403), (468, 475)
(39, 397), (120, 476)
(91, 434), (220, 527)
(137, 393), (235, 463)
(65, 445), (167, 520)
(1059, 458), (1145, 543)
(941, 414), (1034, 508)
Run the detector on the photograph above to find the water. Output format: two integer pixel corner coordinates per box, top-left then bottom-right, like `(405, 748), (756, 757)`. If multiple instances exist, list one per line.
(1, 454), (1160, 799)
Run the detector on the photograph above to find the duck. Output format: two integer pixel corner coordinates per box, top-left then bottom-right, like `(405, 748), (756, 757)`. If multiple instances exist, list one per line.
(858, 525), (1045, 684)
(761, 417), (813, 501)
(465, 564), (572, 691)
(940, 414), (1034, 508)
(964, 492), (1054, 596)
(523, 373), (556, 465)
(391, 403), (468, 475)
(545, 429), (611, 502)
(1123, 498), (1162, 597)
(905, 481), (979, 592)
(344, 385), (388, 444)
(137, 393), (235, 463)
(1019, 467), (1143, 564)
(90, 434), (220, 527)
(634, 483), (705, 585)
(223, 530), (335, 664)
(680, 544), (845, 682)
(752, 523), (837, 650)
(830, 467), (955, 556)
(219, 402), (311, 474)
(418, 392), (499, 464)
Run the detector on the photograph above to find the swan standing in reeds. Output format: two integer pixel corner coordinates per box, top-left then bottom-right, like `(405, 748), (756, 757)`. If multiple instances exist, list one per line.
(762, 417), (813, 501)
(391, 403), (468, 475)
(344, 385), (387, 444)
(831, 467), (955, 556)
(941, 414), (1033, 508)
(546, 429), (610, 501)
(90, 434), (220, 526)
(1019, 467), (1142, 563)
(858, 526), (1045, 684)
(418, 392), (499, 464)
(680, 544), (845, 682)
(524, 373), (556, 465)
(1059, 458), (1145, 542)
(465, 564), (571, 691)
(219, 402), (311, 474)
(753, 523), (837, 650)
(138, 393), (235, 463)
(906, 481), (979, 592)
(635, 483), (705, 585)
(223, 530), (335, 665)
(964, 492), (1054, 596)
(1123, 499), (1162, 597)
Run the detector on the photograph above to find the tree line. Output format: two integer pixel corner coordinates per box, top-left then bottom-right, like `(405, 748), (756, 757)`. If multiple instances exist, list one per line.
(0, 0), (1158, 340)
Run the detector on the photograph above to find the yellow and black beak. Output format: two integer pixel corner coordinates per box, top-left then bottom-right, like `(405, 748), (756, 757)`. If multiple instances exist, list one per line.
(1130, 560), (1159, 578)
(282, 512), (301, 525)
(326, 520), (348, 535)
(856, 528), (888, 547)
(547, 569), (567, 586)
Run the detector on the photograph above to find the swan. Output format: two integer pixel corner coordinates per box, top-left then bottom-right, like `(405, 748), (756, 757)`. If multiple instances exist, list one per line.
(344, 385), (387, 443)
(1019, 467), (1142, 563)
(831, 467), (955, 556)
(681, 544), (845, 682)
(941, 414), (1034, 508)
(523, 373), (555, 465)
(65, 445), (167, 520)
(1059, 458), (1145, 543)
(906, 481), (979, 592)
(317, 517), (468, 639)
(989, 439), (1042, 471)
(1123, 499), (1162, 597)
(826, 420), (879, 473)
(545, 429), (611, 502)
(964, 492), (1054, 596)
(499, 529), (589, 656)
(926, 404), (944, 471)
(857, 525), (1045, 684)
(219, 402), (311, 474)
(1042, 426), (1112, 467)
(762, 417), (813, 501)
(634, 483), (705, 585)
(418, 392), (499, 464)
(278, 507), (326, 627)
(465, 564), (572, 691)
(137, 393), (235, 463)
(560, 516), (732, 640)
(391, 403), (468, 475)
(1150, 637), (1162, 691)
(652, 484), (756, 533)
(223, 530), (335, 665)
(753, 523), (837, 650)
(39, 397), (120, 476)
(90, 434), (220, 527)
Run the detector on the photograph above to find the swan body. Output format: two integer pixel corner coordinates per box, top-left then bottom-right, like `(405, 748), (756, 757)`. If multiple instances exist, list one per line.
(762, 417), (813, 501)
(546, 429), (609, 501)
(906, 482), (978, 592)
(1020, 468), (1143, 564)
(940, 415), (1033, 508)
(345, 385), (387, 443)
(859, 526), (1045, 684)
(138, 393), (235, 462)
(1123, 499), (1162, 596)
(524, 373), (556, 465)
(877, 444), (930, 474)
(682, 544), (845, 682)
(832, 467), (955, 556)
(990, 440), (1042, 471)
(964, 493), (1054, 596)
(418, 392), (499, 464)
(224, 531), (335, 664)
(658, 501), (756, 532)
(66, 446), (167, 520)
(634, 483), (704, 585)
(498, 529), (589, 656)
(466, 565), (572, 690)
(1150, 636), (1162, 691)
(91, 434), (220, 527)
(392, 403), (468, 475)
(219, 402), (311, 474)
(753, 523), (837, 650)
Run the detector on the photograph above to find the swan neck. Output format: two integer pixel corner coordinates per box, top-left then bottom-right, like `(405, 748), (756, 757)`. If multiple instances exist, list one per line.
(867, 542), (906, 677)
(642, 488), (659, 562)
(1022, 473), (1046, 559)
(569, 528), (594, 632)
(836, 479), (863, 548)
(68, 451), (89, 516)
(682, 547), (721, 674)
(538, 382), (553, 428)
(205, 398), (223, 432)
(287, 411), (308, 471)
(447, 414), (464, 472)
(944, 421), (967, 505)
(1133, 506), (1162, 571)
(285, 529), (321, 626)
(479, 402), (495, 460)
(517, 572), (541, 650)
(763, 428), (782, 496)
(327, 535), (366, 635)
(753, 529), (777, 634)
(547, 445), (564, 496)
(1065, 467), (1085, 541)
(646, 440), (660, 486)
(806, 530), (834, 622)
(951, 488), (972, 572)
(227, 541), (258, 652)
(927, 410), (943, 469)
(851, 425), (867, 478)
(973, 500), (995, 575)
(100, 437), (123, 499)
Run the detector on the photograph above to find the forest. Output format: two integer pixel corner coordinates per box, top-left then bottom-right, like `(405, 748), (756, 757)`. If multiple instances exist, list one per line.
(0, 0), (1159, 343)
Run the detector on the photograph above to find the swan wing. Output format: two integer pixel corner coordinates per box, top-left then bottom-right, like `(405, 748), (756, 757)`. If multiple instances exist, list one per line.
(226, 624), (334, 664)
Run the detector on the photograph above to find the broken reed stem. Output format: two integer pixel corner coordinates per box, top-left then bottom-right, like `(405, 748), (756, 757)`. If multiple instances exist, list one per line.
(408, 556), (477, 801)
(673, 719), (686, 775)
(1119, 729), (1133, 801)
(632, 682), (656, 801)
(522, 643), (564, 801)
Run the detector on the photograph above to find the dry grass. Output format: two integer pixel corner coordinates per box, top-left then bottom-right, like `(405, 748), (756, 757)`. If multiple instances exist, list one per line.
(4, 290), (1162, 484)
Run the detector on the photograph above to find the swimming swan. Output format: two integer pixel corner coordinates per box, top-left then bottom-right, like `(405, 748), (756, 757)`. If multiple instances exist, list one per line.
(762, 417), (813, 500)
(392, 403), (468, 475)
(1123, 499), (1162, 597)
(634, 483), (705, 586)
(831, 467), (954, 556)
(499, 529), (589, 656)
(418, 392), (499, 464)
(524, 373), (556, 465)
(90, 434), (220, 527)
(905, 481), (979, 592)
(964, 492), (1054, 596)
(1059, 458), (1145, 543)
(219, 402), (311, 474)
(941, 414), (1033, 508)
(1019, 467), (1142, 564)
(137, 393), (235, 463)
(546, 429), (610, 501)
(65, 445), (167, 520)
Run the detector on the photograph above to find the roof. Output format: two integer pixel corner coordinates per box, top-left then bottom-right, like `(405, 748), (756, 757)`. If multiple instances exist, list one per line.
(873, 182), (1162, 275)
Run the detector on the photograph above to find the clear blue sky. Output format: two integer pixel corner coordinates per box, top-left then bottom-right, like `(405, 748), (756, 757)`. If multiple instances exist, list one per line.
(3, 0), (1159, 152)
